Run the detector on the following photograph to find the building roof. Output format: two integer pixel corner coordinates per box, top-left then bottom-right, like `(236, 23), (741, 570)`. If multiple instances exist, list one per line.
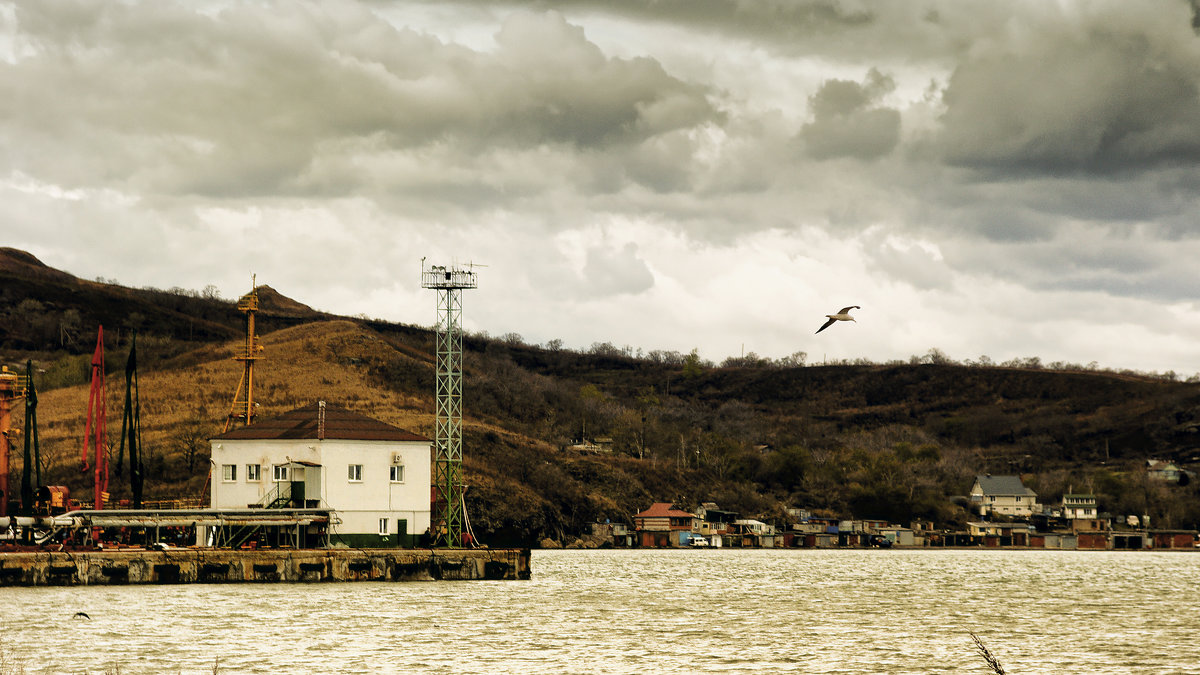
(633, 502), (696, 519)
(212, 402), (430, 442)
(974, 474), (1037, 497)
(1147, 460), (1179, 471)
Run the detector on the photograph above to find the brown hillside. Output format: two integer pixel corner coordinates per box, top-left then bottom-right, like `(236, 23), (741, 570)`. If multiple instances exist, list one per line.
(0, 247), (77, 284)
(253, 284), (321, 318)
(30, 321), (436, 497)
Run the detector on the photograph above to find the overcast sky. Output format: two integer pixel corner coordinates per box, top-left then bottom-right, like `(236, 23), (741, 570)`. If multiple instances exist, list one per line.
(5, 0), (1200, 374)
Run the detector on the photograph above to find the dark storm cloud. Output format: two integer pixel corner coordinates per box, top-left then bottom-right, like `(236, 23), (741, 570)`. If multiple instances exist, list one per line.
(935, 3), (1200, 175)
(2, 2), (717, 198)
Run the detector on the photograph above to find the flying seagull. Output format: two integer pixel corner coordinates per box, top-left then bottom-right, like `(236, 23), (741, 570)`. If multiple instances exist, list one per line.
(816, 306), (860, 334)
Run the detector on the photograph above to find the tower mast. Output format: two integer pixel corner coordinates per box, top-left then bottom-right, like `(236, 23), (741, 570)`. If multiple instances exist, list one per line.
(422, 261), (477, 548)
(224, 277), (264, 432)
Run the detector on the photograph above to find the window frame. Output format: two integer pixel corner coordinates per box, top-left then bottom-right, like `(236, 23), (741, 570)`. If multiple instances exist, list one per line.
(348, 464), (363, 482)
(272, 465), (289, 482)
(246, 464), (261, 482)
(221, 464), (237, 482)
(378, 518), (389, 535)
(389, 465), (404, 483)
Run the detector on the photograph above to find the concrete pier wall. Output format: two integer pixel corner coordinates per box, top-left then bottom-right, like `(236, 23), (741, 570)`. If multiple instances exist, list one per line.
(0, 548), (531, 586)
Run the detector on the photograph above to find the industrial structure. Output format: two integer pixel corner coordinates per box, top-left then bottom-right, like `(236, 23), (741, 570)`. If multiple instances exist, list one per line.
(0, 365), (30, 516)
(422, 261), (478, 548)
(223, 280), (263, 433)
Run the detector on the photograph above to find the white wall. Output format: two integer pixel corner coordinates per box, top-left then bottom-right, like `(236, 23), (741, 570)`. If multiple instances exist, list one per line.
(209, 438), (431, 538)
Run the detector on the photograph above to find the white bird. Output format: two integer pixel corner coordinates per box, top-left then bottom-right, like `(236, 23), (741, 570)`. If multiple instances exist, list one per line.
(816, 306), (860, 334)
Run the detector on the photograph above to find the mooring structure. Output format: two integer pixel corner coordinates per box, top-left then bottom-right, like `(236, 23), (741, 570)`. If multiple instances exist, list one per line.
(421, 262), (477, 548)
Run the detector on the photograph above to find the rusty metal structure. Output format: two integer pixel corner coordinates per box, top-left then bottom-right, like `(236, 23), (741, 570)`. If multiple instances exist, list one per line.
(80, 327), (108, 510)
(115, 331), (144, 507)
(421, 261), (477, 548)
(0, 365), (31, 516)
(223, 279), (264, 433)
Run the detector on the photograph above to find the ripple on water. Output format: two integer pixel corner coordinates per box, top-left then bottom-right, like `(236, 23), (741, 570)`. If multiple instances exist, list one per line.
(3, 549), (1199, 673)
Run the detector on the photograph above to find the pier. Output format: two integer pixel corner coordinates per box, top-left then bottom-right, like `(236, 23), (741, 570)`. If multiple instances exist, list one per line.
(0, 547), (530, 586)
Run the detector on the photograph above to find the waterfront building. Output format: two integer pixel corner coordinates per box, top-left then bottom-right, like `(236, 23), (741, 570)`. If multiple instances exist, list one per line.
(1061, 493), (1098, 519)
(210, 402), (432, 547)
(969, 474), (1040, 517)
(632, 503), (697, 547)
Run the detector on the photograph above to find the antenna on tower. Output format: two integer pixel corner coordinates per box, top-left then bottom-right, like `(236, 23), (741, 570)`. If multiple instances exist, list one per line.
(422, 259), (478, 548)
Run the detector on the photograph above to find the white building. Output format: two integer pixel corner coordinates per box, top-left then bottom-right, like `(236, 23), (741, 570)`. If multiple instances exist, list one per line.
(969, 474), (1039, 517)
(210, 402), (432, 547)
(1062, 493), (1098, 520)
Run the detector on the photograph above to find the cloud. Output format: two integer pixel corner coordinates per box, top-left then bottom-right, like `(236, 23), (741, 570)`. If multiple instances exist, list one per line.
(2, 2), (718, 199)
(934, 2), (1200, 174)
(582, 241), (655, 296)
(8, 0), (1200, 374)
(800, 68), (901, 160)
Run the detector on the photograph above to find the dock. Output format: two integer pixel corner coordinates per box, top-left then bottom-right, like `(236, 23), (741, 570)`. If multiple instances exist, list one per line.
(0, 547), (531, 586)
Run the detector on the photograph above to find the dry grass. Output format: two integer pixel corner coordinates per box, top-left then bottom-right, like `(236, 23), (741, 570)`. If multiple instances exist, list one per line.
(969, 631), (1007, 675)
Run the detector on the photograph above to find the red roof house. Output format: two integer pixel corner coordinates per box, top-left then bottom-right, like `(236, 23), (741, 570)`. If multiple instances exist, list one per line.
(632, 503), (697, 548)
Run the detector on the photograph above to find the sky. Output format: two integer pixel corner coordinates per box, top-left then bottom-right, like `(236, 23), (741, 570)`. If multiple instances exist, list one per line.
(5, 0), (1200, 375)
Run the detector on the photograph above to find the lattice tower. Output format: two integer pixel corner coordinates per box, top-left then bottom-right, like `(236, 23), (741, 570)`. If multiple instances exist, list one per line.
(422, 262), (477, 548)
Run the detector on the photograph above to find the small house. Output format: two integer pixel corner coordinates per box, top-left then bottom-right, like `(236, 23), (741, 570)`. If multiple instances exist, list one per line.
(632, 503), (698, 547)
(1062, 493), (1098, 519)
(1147, 460), (1185, 484)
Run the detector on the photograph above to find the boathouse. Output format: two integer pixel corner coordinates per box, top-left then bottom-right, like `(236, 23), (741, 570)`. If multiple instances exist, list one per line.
(210, 402), (431, 547)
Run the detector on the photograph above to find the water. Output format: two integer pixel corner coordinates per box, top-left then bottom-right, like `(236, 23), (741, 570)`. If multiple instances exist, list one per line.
(2, 549), (1198, 674)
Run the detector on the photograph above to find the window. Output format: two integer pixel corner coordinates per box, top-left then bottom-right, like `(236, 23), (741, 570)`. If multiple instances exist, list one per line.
(273, 465), (289, 482)
(378, 518), (389, 535)
(348, 464), (363, 482)
(390, 465), (404, 483)
(221, 464), (237, 482)
(246, 464), (261, 482)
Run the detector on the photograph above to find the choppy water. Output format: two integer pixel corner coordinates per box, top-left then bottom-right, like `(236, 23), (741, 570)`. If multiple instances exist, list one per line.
(2, 549), (1199, 674)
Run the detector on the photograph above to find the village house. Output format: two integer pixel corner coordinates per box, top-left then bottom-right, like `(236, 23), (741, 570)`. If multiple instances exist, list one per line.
(1146, 460), (1186, 484)
(695, 502), (738, 546)
(210, 402), (432, 548)
(590, 521), (633, 547)
(969, 474), (1040, 517)
(1062, 492), (1098, 519)
(730, 519), (776, 547)
(632, 503), (698, 547)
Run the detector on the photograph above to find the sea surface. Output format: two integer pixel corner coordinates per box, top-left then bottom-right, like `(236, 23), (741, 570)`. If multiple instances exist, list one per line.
(2, 548), (1198, 674)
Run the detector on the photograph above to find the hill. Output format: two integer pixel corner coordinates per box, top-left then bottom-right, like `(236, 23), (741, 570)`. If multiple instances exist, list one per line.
(3, 248), (1200, 544)
(0, 247), (322, 360)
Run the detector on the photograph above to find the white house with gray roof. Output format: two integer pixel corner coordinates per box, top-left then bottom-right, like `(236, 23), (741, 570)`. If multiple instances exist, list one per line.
(969, 474), (1039, 517)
